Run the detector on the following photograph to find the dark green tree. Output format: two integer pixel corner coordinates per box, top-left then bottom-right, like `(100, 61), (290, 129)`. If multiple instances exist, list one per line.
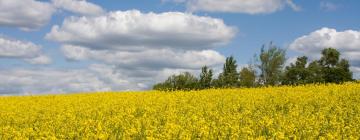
(306, 61), (324, 83)
(154, 47), (354, 91)
(217, 56), (239, 88)
(283, 48), (353, 85)
(336, 59), (353, 81)
(199, 66), (213, 89)
(319, 48), (353, 83)
(153, 82), (171, 91)
(283, 56), (311, 85)
(257, 43), (286, 86)
(153, 72), (198, 91)
(239, 66), (256, 87)
(319, 48), (340, 68)
(211, 78), (222, 88)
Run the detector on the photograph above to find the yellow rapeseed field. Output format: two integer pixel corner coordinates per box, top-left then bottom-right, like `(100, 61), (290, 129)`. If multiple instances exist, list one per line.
(1, 83), (360, 139)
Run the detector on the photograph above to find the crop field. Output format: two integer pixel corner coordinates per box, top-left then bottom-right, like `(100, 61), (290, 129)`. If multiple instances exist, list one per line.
(1, 83), (360, 139)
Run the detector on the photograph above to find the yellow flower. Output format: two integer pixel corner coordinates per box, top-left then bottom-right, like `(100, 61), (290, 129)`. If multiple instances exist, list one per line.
(0, 82), (359, 139)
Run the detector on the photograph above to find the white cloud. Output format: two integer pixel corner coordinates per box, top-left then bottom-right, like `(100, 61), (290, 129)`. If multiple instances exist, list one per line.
(52, 0), (105, 16)
(0, 64), (204, 95)
(88, 64), (201, 90)
(0, 37), (40, 58)
(166, 0), (300, 14)
(0, 36), (51, 64)
(0, 0), (54, 30)
(289, 27), (360, 76)
(42, 10), (234, 93)
(0, 0), (105, 30)
(350, 67), (360, 79)
(25, 55), (52, 65)
(284, 56), (298, 67)
(61, 45), (225, 69)
(0, 67), (111, 95)
(48, 10), (231, 70)
(290, 28), (360, 58)
(46, 10), (236, 50)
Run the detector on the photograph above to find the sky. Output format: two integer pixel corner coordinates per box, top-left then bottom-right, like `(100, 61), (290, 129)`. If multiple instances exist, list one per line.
(0, 0), (359, 95)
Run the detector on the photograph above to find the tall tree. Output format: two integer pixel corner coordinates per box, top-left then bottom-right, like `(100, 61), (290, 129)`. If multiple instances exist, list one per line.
(283, 56), (311, 85)
(258, 43), (286, 86)
(217, 56), (239, 88)
(239, 66), (256, 87)
(319, 48), (340, 68)
(319, 48), (353, 83)
(283, 48), (353, 85)
(306, 60), (324, 83)
(199, 66), (213, 89)
(336, 59), (353, 81)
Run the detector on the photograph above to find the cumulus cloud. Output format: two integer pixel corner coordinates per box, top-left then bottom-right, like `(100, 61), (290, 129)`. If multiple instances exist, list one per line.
(25, 55), (52, 65)
(290, 28), (360, 59)
(0, 64), (203, 95)
(40, 10), (234, 94)
(350, 67), (360, 79)
(289, 27), (360, 76)
(46, 10), (236, 50)
(47, 10), (233, 70)
(0, 64), (148, 95)
(0, 36), (51, 64)
(52, 0), (105, 16)
(0, 67), (110, 95)
(0, 0), (55, 30)
(89, 64), (202, 90)
(0, 0), (105, 30)
(284, 56), (298, 67)
(61, 45), (225, 69)
(165, 0), (300, 14)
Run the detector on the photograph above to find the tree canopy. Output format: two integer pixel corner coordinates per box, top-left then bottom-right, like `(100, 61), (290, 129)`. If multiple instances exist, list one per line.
(199, 66), (213, 89)
(283, 48), (353, 85)
(258, 43), (286, 86)
(216, 56), (239, 88)
(153, 46), (353, 91)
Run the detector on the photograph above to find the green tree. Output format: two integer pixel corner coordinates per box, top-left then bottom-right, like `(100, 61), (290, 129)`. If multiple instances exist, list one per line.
(199, 66), (213, 89)
(282, 48), (353, 85)
(319, 48), (340, 68)
(217, 56), (239, 88)
(283, 56), (311, 85)
(153, 72), (198, 91)
(306, 61), (324, 83)
(336, 59), (353, 81)
(211, 78), (222, 88)
(257, 43), (286, 86)
(319, 48), (353, 83)
(239, 66), (256, 87)
(153, 82), (171, 91)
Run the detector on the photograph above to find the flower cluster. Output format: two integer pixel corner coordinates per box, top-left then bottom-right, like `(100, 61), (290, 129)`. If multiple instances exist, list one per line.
(1, 83), (360, 139)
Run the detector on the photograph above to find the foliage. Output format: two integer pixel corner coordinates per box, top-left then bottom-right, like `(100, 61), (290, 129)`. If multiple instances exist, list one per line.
(153, 46), (353, 90)
(319, 48), (340, 67)
(307, 61), (325, 83)
(153, 72), (198, 91)
(216, 56), (239, 88)
(199, 66), (213, 89)
(319, 48), (353, 83)
(1, 83), (360, 139)
(283, 56), (311, 85)
(257, 43), (286, 86)
(239, 66), (257, 87)
(284, 48), (353, 85)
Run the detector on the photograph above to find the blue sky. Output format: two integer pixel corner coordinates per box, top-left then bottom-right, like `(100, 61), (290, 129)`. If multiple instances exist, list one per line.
(0, 0), (359, 95)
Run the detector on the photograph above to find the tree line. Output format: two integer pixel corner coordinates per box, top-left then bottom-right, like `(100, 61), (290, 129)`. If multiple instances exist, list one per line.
(153, 43), (353, 91)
